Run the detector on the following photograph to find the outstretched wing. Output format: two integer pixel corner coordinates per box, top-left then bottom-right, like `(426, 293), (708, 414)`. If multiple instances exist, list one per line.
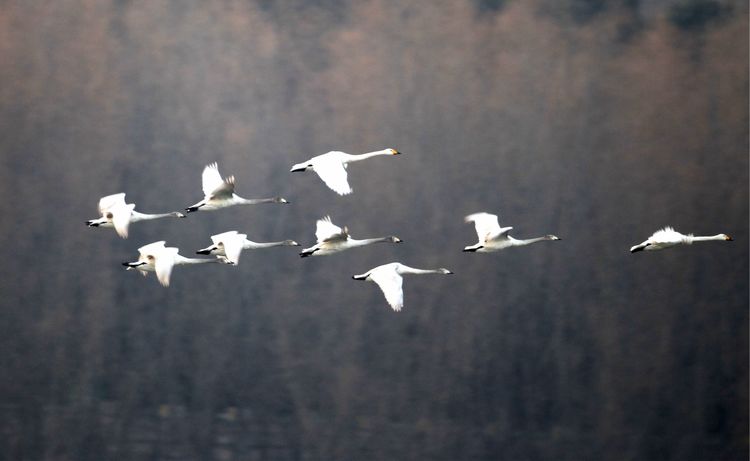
(154, 247), (178, 287)
(210, 231), (239, 246)
(315, 216), (347, 243)
(314, 157), (352, 195)
(221, 233), (245, 265)
(111, 203), (135, 238)
(465, 212), (510, 243)
(98, 193), (127, 214)
(369, 268), (404, 312)
(202, 163), (235, 198)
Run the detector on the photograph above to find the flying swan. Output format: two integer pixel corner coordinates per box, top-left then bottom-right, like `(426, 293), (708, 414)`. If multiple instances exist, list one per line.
(86, 193), (185, 238)
(122, 241), (227, 287)
(352, 262), (453, 312)
(186, 162), (289, 212)
(197, 230), (300, 265)
(463, 212), (560, 252)
(299, 216), (402, 257)
(630, 227), (732, 253)
(290, 148), (401, 195)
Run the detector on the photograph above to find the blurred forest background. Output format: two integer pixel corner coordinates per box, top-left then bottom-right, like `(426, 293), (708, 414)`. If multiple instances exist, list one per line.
(0, 0), (747, 460)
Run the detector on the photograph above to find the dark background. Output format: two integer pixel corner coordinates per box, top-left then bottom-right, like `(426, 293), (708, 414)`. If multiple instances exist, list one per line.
(0, 1), (747, 460)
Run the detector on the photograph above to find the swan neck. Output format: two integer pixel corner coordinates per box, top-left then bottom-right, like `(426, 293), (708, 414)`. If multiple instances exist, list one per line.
(512, 236), (548, 246)
(690, 234), (726, 242)
(175, 255), (217, 265)
(131, 211), (178, 221)
(349, 237), (390, 246)
(243, 240), (287, 249)
(349, 149), (391, 162)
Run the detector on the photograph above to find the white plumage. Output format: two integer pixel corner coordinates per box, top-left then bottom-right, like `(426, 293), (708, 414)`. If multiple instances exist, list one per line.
(352, 262), (453, 312)
(463, 212), (560, 252)
(299, 216), (402, 257)
(86, 193), (185, 238)
(290, 148), (401, 195)
(186, 162), (289, 212)
(630, 227), (732, 253)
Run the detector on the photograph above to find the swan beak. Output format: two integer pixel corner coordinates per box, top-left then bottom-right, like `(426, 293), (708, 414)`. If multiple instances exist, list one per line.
(86, 221), (99, 227)
(290, 165), (306, 172)
(196, 248), (212, 255)
(725, 235), (733, 241)
(185, 207), (198, 213)
(392, 150), (402, 155)
(122, 261), (145, 268)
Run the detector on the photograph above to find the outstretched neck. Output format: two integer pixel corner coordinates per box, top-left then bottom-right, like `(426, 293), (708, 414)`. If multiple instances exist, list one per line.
(399, 266), (450, 275)
(690, 234), (730, 242)
(348, 149), (392, 163)
(131, 210), (184, 222)
(243, 239), (299, 249)
(349, 237), (394, 247)
(174, 255), (220, 265)
(511, 235), (559, 246)
(235, 196), (288, 205)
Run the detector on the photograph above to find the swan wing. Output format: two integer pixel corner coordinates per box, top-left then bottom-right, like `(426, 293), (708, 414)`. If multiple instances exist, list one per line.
(138, 241), (167, 256)
(315, 216), (347, 243)
(201, 163), (235, 198)
(465, 212), (505, 242)
(314, 157), (352, 195)
(210, 230), (239, 246)
(154, 247), (178, 287)
(111, 204), (135, 238)
(98, 193), (127, 214)
(369, 268), (404, 312)
(221, 233), (245, 265)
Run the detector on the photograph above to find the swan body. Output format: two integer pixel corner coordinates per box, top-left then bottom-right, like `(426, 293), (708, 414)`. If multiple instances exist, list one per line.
(630, 227), (732, 253)
(122, 241), (227, 287)
(463, 212), (560, 252)
(86, 193), (185, 238)
(299, 216), (402, 257)
(196, 230), (300, 265)
(352, 262), (453, 312)
(290, 148), (401, 195)
(186, 163), (289, 212)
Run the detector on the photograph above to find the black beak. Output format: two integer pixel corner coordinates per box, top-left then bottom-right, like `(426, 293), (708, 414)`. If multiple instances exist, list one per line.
(122, 261), (144, 267)
(196, 249), (212, 255)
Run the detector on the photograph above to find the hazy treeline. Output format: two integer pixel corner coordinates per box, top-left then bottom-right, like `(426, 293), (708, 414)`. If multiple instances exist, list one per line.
(0, 0), (747, 459)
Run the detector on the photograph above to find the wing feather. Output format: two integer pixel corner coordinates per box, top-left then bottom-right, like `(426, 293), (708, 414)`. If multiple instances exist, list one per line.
(202, 163), (235, 198)
(154, 247), (178, 287)
(314, 158), (352, 195)
(111, 204), (134, 238)
(98, 193), (127, 214)
(369, 268), (404, 312)
(465, 212), (508, 242)
(315, 216), (347, 243)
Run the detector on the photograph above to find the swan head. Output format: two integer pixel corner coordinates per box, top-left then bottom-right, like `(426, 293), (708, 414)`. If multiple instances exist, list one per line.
(722, 234), (733, 241)
(388, 236), (403, 243)
(438, 268), (453, 274)
(274, 197), (290, 204)
(547, 235), (561, 241)
(284, 240), (301, 246)
(290, 162), (311, 172)
(387, 148), (401, 155)
(173, 212), (187, 218)
(196, 245), (218, 255)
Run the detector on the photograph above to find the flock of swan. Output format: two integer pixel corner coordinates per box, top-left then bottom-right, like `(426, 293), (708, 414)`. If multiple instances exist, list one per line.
(87, 148), (733, 311)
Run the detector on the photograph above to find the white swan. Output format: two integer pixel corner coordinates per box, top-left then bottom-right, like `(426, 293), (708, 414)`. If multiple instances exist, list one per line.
(122, 241), (227, 287)
(299, 216), (402, 257)
(196, 230), (300, 265)
(86, 193), (185, 238)
(290, 148), (401, 195)
(463, 212), (560, 252)
(186, 162), (289, 212)
(352, 262), (453, 312)
(630, 227), (732, 253)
